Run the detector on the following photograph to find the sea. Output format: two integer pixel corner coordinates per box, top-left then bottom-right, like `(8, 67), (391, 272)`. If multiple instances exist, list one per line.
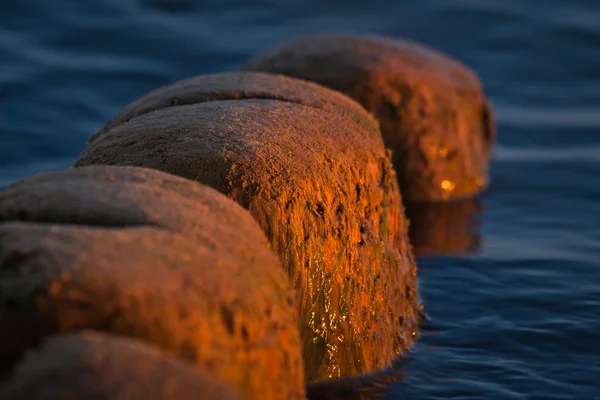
(1, 0), (599, 398)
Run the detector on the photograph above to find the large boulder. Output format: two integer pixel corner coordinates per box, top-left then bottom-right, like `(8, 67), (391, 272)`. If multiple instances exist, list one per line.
(0, 332), (246, 400)
(306, 367), (402, 400)
(0, 166), (304, 400)
(243, 34), (495, 202)
(75, 72), (422, 381)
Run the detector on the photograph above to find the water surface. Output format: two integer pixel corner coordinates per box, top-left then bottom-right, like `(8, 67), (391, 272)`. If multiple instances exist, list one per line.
(1, 0), (599, 398)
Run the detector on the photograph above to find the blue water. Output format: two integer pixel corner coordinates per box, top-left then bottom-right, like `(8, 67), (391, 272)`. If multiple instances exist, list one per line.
(1, 0), (599, 398)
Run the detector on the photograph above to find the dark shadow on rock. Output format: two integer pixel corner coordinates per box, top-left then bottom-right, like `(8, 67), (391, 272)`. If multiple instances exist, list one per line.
(0, 331), (246, 400)
(306, 365), (406, 400)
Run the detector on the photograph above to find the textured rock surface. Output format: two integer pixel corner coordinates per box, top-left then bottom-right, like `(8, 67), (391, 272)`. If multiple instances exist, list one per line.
(91, 72), (373, 143)
(0, 332), (246, 400)
(0, 166), (304, 400)
(243, 34), (496, 202)
(75, 72), (422, 381)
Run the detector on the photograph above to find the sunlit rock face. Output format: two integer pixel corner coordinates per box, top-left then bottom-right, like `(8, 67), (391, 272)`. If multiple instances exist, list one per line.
(75, 72), (422, 381)
(0, 332), (247, 400)
(243, 34), (496, 203)
(0, 165), (304, 400)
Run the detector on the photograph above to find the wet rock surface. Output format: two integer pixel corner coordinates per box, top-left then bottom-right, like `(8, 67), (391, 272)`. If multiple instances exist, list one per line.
(74, 72), (422, 381)
(0, 166), (304, 400)
(243, 34), (495, 202)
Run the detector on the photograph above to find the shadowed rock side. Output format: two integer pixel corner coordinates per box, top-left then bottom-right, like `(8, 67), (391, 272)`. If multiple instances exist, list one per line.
(243, 33), (496, 202)
(74, 73), (422, 381)
(0, 332), (246, 400)
(0, 166), (304, 400)
(406, 198), (483, 257)
(306, 367), (404, 400)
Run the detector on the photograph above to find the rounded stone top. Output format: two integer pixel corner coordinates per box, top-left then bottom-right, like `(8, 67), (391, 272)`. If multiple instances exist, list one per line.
(243, 33), (496, 202)
(245, 33), (483, 93)
(0, 165), (276, 259)
(92, 71), (380, 143)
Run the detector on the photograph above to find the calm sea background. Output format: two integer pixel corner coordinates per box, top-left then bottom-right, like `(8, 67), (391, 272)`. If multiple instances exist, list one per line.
(1, 0), (599, 398)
